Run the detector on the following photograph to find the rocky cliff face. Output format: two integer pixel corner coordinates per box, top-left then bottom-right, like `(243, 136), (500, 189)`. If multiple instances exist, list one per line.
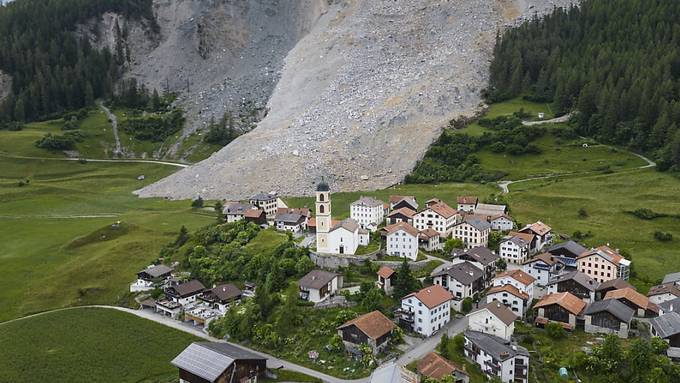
(135, 0), (575, 200)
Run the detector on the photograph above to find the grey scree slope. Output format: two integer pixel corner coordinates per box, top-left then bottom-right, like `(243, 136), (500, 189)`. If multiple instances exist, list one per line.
(136, 0), (576, 200)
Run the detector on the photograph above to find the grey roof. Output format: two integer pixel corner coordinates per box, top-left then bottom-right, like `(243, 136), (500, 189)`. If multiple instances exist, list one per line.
(457, 246), (499, 266)
(547, 271), (599, 291)
(471, 302), (518, 326)
(547, 240), (588, 258)
(223, 202), (252, 215)
(585, 299), (634, 323)
(504, 235), (529, 247)
(169, 280), (206, 297)
(369, 361), (418, 383)
(659, 297), (680, 314)
(249, 193), (276, 201)
(140, 264), (173, 278)
(331, 218), (359, 233)
(460, 217), (491, 232)
(596, 278), (634, 292)
(171, 342), (265, 382)
(464, 330), (529, 361)
(299, 270), (338, 290)
(352, 196), (384, 208)
(474, 203), (507, 216)
(316, 180), (330, 192)
(275, 212), (304, 224)
(207, 284), (242, 301)
(650, 312), (680, 339)
(434, 261), (483, 285)
(662, 272), (680, 285)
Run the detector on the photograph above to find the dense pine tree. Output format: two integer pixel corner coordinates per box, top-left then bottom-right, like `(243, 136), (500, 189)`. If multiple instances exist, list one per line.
(0, 0), (156, 122)
(487, 0), (680, 170)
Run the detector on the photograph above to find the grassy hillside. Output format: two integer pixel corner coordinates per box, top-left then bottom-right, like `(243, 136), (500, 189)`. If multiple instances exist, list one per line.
(0, 155), (213, 321)
(0, 308), (198, 383)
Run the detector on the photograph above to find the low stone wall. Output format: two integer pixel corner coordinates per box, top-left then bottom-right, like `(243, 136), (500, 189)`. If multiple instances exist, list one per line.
(310, 252), (377, 269)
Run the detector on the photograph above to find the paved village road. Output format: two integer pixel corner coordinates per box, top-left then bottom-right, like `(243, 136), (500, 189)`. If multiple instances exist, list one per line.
(2, 304), (468, 383)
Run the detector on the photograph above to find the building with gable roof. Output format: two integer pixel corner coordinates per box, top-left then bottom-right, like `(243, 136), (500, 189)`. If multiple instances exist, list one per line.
(584, 299), (635, 338)
(198, 284), (242, 313)
(171, 342), (267, 383)
(604, 287), (658, 318)
(546, 271), (599, 303)
(519, 221), (553, 251)
(493, 269), (536, 299)
(650, 312), (680, 360)
(451, 247), (499, 286)
(131, 264), (174, 292)
(432, 261), (484, 311)
(386, 207), (416, 226)
(165, 280), (206, 306)
(413, 201), (461, 237)
(452, 217), (491, 249)
(418, 352), (469, 383)
(463, 330), (529, 383)
(499, 232), (535, 264)
(522, 253), (565, 287)
(248, 192), (279, 220)
(473, 203), (507, 217)
(385, 221), (420, 260)
(298, 270), (342, 303)
(534, 292), (587, 330)
(377, 265), (395, 294)
(486, 284), (531, 316)
(577, 245), (631, 283)
(648, 283), (680, 305)
(399, 284), (453, 336)
(467, 301), (518, 340)
(370, 361), (420, 383)
(350, 196), (386, 231)
(389, 195), (419, 211)
(418, 227), (441, 252)
(457, 196), (478, 213)
(337, 310), (396, 354)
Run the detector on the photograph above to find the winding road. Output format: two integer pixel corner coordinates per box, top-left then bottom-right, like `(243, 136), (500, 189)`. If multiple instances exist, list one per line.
(1, 304), (467, 383)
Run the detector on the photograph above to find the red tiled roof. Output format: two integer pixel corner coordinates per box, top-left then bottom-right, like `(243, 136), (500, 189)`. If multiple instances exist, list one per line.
(496, 269), (536, 286)
(337, 310), (396, 340)
(457, 196), (478, 205)
(487, 284), (529, 301)
(384, 221), (419, 237)
(378, 265), (395, 279)
(426, 202), (459, 219)
(417, 352), (464, 380)
(605, 287), (657, 312)
(388, 207), (416, 218)
(534, 292), (586, 315)
(404, 285), (453, 309)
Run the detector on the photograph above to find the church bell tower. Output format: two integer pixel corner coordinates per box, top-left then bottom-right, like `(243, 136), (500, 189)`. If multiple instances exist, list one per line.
(315, 179), (331, 253)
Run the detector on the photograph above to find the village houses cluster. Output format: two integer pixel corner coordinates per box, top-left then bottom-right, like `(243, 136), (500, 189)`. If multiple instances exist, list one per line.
(133, 183), (680, 383)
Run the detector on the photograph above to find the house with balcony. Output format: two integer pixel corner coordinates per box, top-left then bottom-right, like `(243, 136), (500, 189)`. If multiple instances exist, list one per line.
(463, 330), (529, 383)
(386, 207), (416, 226)
(413, 201), (460, 237)
(298, 270), (342, 303)
(432, 261), (484, 312)
(130, 264), (173, 292)
(198, 283), (242, 313)
(499, 233), (535, 265)
(350, 196), (386, 231)
(522, 253), (565, 287)
(451, 247), (499, 286)
(576, 245), (631, 283)
(399, 284), (453, 337)
(493, 269), (536, 299)
(518, 221), (553, 251)
(165, 280), (206, 306)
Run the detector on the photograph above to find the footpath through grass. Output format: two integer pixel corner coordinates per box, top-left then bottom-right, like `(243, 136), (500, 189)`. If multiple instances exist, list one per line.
(0, 307), (199, 383)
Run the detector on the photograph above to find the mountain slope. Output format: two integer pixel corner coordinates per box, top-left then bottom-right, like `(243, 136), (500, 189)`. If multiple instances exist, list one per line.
(135, 0), (576, 200)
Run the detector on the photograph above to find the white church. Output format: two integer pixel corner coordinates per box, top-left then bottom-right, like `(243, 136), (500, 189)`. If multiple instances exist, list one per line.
(315, 180), (368, 255)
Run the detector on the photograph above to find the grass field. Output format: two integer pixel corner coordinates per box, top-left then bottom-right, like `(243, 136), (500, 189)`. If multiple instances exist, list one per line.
(0, 308), (198, 383)
(458, 97), (554, 136)
(0, 156), (213, 322)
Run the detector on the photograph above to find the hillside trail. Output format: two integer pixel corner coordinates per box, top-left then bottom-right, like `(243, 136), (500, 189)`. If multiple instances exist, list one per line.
(0, 152), (188, 168)
(497, 145), (657, 194)
(521, 112), (573, 126)
(97, 101), (122, 157)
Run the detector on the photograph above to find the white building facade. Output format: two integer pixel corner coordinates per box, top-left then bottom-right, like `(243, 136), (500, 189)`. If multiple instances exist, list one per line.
(350, 197), (385, 231)
(385, 223), (419, 260)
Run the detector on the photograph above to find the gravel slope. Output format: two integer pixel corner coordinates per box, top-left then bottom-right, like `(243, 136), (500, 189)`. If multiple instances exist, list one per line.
(137, 0), (576, 200)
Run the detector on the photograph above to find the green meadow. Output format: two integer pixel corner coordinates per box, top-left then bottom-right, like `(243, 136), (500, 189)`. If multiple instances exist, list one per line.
(0, 308), (199, 383)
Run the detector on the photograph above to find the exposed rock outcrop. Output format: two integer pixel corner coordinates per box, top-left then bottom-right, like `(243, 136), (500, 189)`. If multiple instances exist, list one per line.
(0, 70), (10, 104)
(137, 0), (576, 200)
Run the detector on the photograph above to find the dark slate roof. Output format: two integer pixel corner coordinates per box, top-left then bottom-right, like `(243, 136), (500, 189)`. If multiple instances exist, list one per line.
(547, 271), (599, 291)
(170, 280), (206, 297)
(585, 299), (634, 322)
(457, 247), (499, 265)
(224, 202), (252, 215)
(463, 330), (529, 361)
(171, 342), (265, 382)
(463, 217), (491, 232)
(298, 270), (338, 290)
(650, 312), (680, 339)
(659, 297), (680, 314)
(140, 264), (173, 278)
(275, 212), (304, 224)
(208, 284), (242, 301)
(433, 261), (483, 285)
(596, 278), (634, 292)
(316, 180), (330, 192)
(250, 192), (276, 201)
(547, 240), (588, 258)
(662, 272), (680, 285)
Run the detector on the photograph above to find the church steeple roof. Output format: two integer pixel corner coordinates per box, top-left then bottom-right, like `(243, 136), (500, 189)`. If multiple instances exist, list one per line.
(316, 178), (330, 192)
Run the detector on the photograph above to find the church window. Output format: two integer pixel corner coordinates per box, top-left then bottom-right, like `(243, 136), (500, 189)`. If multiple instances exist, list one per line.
(319, 193), (325, 202)
(319, 205), (325, 214)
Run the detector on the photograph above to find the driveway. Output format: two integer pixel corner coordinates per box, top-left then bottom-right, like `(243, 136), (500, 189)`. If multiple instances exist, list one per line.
(396, 316), (469, 366)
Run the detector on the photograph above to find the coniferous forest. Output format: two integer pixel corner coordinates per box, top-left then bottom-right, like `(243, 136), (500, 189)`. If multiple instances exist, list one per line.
(487, 0), (680, 170)
(0, 0), (155, 123)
